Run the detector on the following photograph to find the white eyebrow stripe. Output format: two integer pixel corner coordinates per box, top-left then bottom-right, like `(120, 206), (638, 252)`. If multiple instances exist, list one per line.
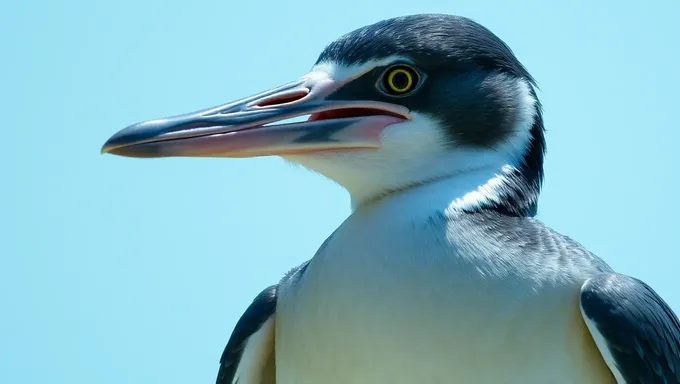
(311, 56), (412, 82)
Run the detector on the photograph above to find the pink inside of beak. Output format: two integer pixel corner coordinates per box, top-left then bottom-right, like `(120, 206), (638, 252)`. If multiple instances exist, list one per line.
(309, 108), (408, 122)
(251, 86), (407, 125)
(254, 89), (310, 107)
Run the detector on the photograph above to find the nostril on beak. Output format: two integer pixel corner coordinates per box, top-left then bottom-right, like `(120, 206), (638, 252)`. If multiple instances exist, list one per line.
(255, 89), (310, 108)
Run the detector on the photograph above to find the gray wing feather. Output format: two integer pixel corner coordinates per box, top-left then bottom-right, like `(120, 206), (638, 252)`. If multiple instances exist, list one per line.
(216, 285), (278, 384)
(216, 261), (310, 384)
(580, 273), (680, 383)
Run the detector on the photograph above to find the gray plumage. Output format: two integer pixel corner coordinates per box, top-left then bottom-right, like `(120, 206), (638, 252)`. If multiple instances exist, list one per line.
(581, 274), (680, 382)
(217, 261), (310, 384)
(216, 285), (277, 384)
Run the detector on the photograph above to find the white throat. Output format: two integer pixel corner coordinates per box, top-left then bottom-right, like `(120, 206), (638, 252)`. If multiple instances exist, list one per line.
(350, 164), (523, 218)
(287, 140), (529, 213)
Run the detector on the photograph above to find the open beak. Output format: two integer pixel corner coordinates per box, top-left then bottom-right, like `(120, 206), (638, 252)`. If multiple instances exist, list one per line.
(101, 71), (411, 158)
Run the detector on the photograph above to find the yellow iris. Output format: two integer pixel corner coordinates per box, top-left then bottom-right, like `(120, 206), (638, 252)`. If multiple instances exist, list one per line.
(387, 68), (414, 93)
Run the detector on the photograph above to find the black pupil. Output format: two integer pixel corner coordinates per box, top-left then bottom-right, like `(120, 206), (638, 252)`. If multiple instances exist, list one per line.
(392, 71), (410, 90)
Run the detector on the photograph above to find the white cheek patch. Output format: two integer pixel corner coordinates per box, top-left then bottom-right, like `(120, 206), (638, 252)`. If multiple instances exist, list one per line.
(500, 79), (538, 165)
(379, 112), (448, 165)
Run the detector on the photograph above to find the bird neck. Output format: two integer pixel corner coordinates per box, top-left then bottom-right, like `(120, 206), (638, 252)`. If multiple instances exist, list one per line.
(350, 163), (538, 217)
(351, 104), (545, 217)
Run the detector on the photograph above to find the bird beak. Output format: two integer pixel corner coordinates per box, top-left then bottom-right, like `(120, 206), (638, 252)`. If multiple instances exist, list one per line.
(101, 71), (410, 158)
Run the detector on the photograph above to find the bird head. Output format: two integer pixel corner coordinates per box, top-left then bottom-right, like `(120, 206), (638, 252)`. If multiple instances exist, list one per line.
(103, 14), (545, 213)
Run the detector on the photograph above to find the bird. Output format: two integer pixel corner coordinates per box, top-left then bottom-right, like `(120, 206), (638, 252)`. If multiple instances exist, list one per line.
(102, 13), (680, 384)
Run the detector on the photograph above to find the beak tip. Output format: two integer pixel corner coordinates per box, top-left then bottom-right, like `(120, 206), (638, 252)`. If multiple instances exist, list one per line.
(101, 135), (125, 155)
(100, 142), (112, 155)
(99, 133), (167, 159)
(100, 121), (157, 157)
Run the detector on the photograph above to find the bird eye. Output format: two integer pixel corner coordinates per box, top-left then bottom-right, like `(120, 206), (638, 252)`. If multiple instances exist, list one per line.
(378, 64), (422, 97)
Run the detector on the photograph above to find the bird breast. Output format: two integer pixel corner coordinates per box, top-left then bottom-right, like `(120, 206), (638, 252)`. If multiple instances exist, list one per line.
(275, 188), (613, 383)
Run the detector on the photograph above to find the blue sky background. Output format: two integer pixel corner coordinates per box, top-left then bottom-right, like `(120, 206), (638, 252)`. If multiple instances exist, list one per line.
(2, 0), (679, 383)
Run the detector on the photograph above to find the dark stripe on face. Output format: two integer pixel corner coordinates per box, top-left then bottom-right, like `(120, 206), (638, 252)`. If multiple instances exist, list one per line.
(325, 64), (526, 148)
